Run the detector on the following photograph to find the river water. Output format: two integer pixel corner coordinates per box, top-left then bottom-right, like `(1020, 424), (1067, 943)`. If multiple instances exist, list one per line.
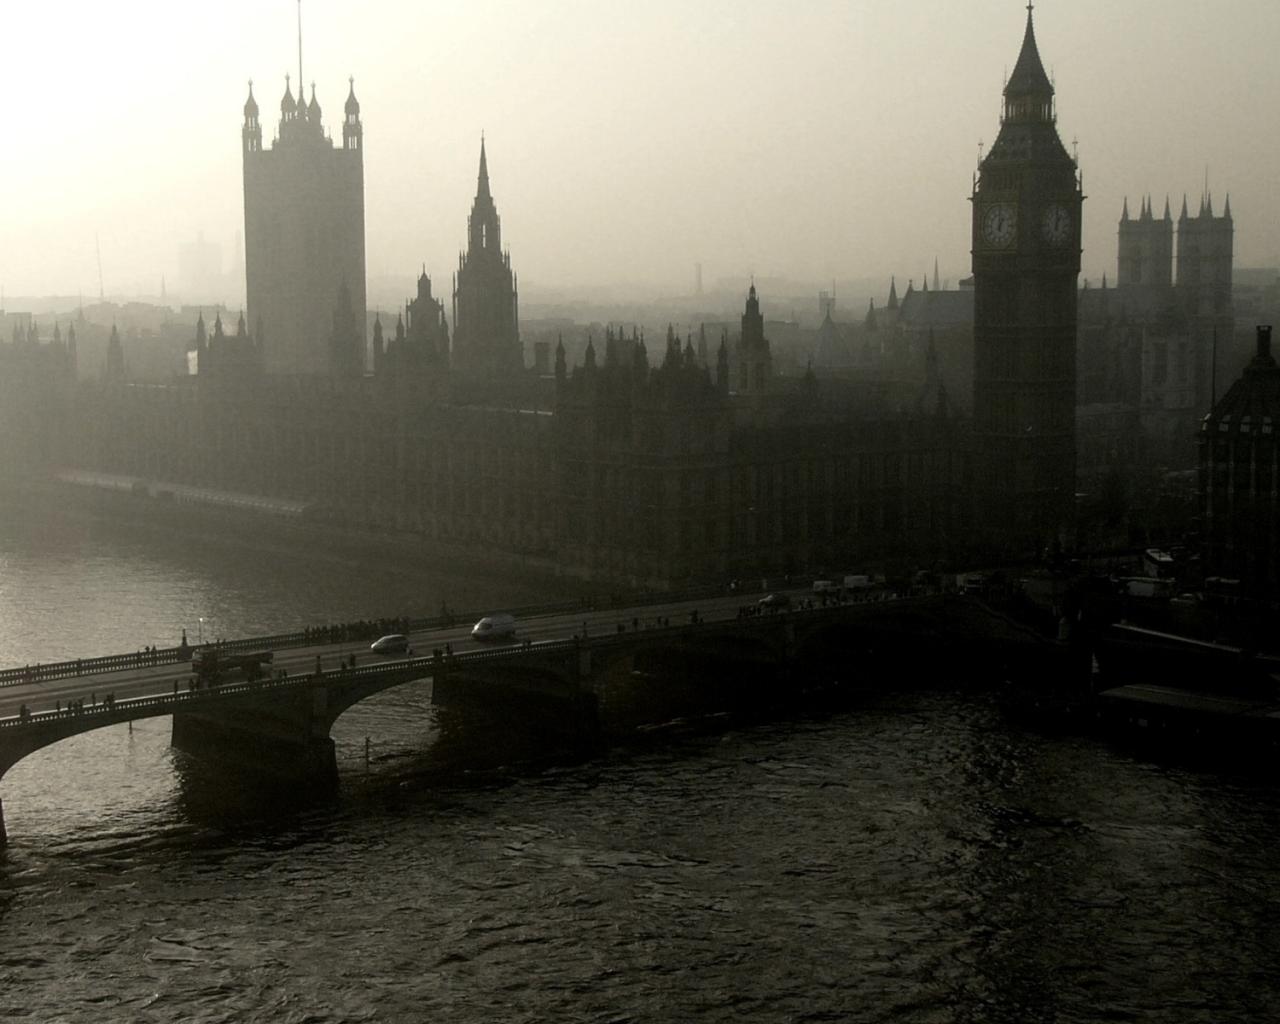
(1, 505), (1278, 1023)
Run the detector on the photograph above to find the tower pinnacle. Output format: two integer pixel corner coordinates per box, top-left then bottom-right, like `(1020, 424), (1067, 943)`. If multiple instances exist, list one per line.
(477, 135), (490, 199)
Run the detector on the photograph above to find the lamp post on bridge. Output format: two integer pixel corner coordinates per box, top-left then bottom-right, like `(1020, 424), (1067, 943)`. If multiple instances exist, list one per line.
(198, 617), (205, 645)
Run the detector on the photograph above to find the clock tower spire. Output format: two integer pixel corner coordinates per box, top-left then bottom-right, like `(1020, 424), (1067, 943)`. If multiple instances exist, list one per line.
(971, 5), (1083, 556)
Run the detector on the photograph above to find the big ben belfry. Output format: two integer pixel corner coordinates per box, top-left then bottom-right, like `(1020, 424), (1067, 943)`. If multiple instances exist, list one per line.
(971, 4), (1082, 555)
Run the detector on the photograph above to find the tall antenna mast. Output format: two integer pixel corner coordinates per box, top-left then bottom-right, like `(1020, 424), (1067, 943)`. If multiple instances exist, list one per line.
(297, 0), (304, 95)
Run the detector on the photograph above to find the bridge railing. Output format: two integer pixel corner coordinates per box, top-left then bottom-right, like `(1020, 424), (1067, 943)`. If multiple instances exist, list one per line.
(0, 649), (184, 688)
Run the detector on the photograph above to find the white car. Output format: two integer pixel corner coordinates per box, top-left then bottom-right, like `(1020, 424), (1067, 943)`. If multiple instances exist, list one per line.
(471, 614), (517, 641)
(370, 634), (409, 655)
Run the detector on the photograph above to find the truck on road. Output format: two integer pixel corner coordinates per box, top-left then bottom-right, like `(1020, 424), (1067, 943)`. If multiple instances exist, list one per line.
(191, 648), (274, 683)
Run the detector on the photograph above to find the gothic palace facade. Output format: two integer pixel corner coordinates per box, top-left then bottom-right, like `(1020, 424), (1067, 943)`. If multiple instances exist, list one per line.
(3, 10), (1090, 586)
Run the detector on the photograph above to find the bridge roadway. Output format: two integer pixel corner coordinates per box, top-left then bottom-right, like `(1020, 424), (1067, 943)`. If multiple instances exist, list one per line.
(0, 587), (834, 720)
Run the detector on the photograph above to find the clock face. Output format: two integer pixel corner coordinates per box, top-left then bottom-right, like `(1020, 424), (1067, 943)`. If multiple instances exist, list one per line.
(982, 204), (1016, 248)
(1042, 204), (1073, 246)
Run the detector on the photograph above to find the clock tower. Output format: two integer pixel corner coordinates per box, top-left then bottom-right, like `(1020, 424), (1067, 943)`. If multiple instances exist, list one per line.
(971, 5), (1083, 555)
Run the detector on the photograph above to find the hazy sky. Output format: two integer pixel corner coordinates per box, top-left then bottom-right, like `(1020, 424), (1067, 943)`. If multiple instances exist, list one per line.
(4, 0), (1279, 303)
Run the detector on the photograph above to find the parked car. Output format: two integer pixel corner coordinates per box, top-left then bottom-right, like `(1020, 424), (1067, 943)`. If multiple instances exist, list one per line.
(758, 593), (791, 609)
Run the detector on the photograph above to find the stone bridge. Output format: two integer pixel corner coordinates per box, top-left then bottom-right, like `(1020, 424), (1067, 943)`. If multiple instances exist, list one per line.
(0, 594), (1069, 843)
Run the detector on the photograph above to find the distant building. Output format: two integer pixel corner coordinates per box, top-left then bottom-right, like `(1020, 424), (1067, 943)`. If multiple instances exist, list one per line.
(195, 311), (263, 382)
(1076, 194), (1236, 499)
(374, 269), (450, 382)
(803, 266), (977, 429)
(736, 284), (772, 396)
(1199, 325), (1280, 595)
(58, 284), (966, 586)
(0, 320), (77, 480)
(242, 76), (366, 376)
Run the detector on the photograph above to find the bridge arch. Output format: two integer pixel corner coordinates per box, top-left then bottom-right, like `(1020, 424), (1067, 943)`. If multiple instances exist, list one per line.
(0, 660), (437, 844)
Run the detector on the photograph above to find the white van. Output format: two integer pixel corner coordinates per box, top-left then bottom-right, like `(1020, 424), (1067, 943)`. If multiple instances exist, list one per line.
(471, 613), (517, 641)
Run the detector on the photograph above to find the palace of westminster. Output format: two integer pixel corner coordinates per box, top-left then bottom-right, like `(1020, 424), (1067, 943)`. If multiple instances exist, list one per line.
(3, 10), (1277, 593)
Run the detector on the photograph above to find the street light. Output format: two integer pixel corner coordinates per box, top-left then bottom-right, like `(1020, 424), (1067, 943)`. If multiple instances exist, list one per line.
(198, 617), (205, 645)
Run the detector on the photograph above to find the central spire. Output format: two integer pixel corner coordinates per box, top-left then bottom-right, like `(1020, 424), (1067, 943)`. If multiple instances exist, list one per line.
(477, 134), (490, 199)
(465, 134), (501, 255)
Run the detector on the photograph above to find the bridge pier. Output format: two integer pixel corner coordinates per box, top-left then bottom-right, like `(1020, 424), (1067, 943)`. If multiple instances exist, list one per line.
(433, 643), (602, 748)
(171, 689), (339, 788)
